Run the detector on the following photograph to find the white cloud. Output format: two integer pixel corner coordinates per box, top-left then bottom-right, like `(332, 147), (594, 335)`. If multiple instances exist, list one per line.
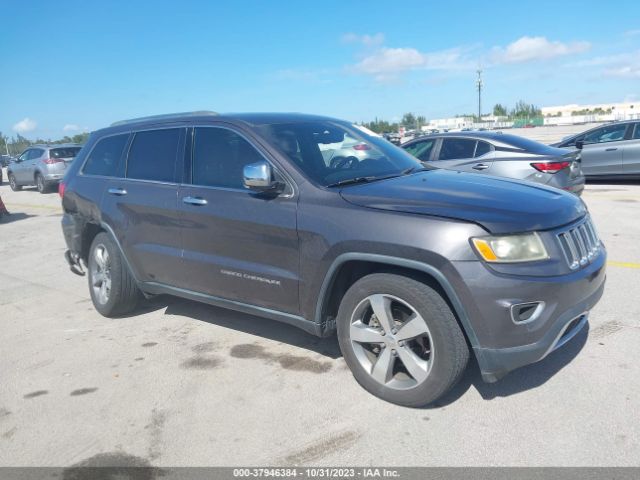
(350, 47), (471, 81)
(13, 117), (37, 133)
(341, 32), (385, 47)
(354, 47), (425, 75)
(491, 36), (590, 64)
(605, 65), (640, 78)
(63, 124), (89, 132)
(568, 50), (640, 79)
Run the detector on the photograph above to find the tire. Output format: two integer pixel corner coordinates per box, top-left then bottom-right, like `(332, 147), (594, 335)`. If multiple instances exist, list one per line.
(8, 174), (21, 191)
(88, 232), (141, 317)
(337, 273), (469, 407)
(35, 173), (48, 194)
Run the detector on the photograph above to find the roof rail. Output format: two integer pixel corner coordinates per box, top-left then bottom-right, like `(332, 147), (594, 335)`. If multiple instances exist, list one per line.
(110, 111), (218, 127)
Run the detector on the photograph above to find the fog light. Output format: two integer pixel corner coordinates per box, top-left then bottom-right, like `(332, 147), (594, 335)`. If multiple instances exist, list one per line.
(510, 302), (545, 324)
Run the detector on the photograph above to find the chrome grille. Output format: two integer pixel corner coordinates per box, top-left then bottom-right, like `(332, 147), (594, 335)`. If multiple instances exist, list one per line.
(557, 217), (601, 270)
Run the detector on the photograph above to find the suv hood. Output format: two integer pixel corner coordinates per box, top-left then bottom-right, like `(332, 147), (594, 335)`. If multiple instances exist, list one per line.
(340, 170), (586, 234)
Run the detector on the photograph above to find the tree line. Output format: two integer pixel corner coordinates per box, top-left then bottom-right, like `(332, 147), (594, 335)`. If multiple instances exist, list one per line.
(1, 132), (90, 157)
(358, 100), (543, 134)
(360, 113), (428, 134)
(492, 100), (542, 119)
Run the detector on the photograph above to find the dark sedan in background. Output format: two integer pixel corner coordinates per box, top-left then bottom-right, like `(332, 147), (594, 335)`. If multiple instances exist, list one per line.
(403, 132), (585, 195)
(552, 120), (640, 179)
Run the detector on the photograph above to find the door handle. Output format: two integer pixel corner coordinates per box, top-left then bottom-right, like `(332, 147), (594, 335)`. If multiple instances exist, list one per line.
(107, 188), (127, 196)
(182, 196), (208, 206)
(605, 148), (618, 152)
(472, 163), (490, 170)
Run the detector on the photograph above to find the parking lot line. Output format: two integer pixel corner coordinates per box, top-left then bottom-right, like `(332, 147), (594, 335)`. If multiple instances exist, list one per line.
(607, 261), (640, 269)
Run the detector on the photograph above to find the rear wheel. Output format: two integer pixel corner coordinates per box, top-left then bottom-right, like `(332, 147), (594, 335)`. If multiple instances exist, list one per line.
(8, 174), (21, 191)
(88, 232), (141, 317)
(337, 273), (469, 407)
(35, 173), (48, 194)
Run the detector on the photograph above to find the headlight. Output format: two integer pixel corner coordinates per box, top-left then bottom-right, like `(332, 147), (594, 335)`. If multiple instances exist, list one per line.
(471, 233), (548, 263)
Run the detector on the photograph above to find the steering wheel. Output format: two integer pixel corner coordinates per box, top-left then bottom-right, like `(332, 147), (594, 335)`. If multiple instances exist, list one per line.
(330, 155), (359, 170)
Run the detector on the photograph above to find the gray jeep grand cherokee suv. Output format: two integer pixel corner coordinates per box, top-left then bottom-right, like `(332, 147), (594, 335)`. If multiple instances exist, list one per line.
(60, 112), (606, 407)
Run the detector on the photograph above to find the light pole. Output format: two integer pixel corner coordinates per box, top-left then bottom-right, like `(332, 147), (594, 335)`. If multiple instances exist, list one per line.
(476, 69), (483, 123)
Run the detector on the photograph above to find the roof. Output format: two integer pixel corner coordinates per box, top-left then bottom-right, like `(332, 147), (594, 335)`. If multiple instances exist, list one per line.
(107, 111), (342, 130)
(420, 131), (508, 141)
(111, 111), (219, 126)
(29, 143), (82, 148)
(220, 112), (341, 125)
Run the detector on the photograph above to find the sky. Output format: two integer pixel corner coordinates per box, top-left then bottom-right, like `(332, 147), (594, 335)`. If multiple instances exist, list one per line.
(1, 0), (639, 140)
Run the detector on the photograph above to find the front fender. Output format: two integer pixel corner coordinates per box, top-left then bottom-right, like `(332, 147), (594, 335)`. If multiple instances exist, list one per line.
(314, 252), (481, 351)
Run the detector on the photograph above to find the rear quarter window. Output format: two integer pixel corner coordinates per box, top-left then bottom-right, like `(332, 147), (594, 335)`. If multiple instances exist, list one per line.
(474, 141), (491, 157)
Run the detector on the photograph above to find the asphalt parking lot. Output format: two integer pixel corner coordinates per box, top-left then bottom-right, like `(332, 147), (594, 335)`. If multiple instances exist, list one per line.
(1, 171), (639, 467)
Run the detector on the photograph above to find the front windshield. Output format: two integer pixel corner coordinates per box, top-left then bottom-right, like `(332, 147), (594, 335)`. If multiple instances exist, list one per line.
(257, 121), (422, 186)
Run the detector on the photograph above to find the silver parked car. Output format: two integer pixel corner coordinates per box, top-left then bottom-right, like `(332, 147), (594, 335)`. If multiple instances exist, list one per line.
(403, 132), (585, 195)
(551, 120), (640, 178)
(7, 144), (82, 193)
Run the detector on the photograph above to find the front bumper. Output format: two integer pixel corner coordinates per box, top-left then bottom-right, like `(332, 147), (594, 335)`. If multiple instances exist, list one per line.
(475, 308), (596, 383)
(450, 250), (606, 382)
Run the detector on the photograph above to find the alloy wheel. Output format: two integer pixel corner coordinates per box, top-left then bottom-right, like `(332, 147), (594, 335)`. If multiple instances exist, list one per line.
(91, 244), (112, 305)
(349, 294), (434, 390)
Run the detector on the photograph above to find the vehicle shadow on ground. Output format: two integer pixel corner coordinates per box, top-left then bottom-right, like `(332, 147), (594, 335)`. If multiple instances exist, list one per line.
(134, 296), (588, 403)
(430, 323), (589, 408)
(586, 179), (640, 187)
(147, 296), (342, 359)
(0, 212), (35, 224)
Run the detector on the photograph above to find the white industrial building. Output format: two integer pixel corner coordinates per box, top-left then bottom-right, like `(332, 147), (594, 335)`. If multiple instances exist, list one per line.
(423, 101), (639, 130)
(541, 101), (637, 118)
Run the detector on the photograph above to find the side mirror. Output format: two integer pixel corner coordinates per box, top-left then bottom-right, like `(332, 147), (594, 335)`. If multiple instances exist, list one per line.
(243, 161), (282, 193)
(575, 140), (584, 150)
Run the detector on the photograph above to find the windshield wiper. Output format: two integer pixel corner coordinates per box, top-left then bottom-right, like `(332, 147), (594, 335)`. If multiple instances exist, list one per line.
(326, 168), (430, 188)
(402, 166), (430, 175)
(326, 176), (381, 188)
(326, 166), (432, 188)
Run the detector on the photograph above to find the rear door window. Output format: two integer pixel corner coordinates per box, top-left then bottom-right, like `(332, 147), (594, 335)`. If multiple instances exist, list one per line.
(83, 134), (129, 177)
(438, 138), (476, 160)
(127, 128), (181, 182)
(404, 139), (436, 162)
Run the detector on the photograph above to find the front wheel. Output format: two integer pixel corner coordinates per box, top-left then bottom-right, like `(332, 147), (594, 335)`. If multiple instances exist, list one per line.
(337, 273), (469, 407)
(88, 232), (141, 317)
(8, 174), (21, 191)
